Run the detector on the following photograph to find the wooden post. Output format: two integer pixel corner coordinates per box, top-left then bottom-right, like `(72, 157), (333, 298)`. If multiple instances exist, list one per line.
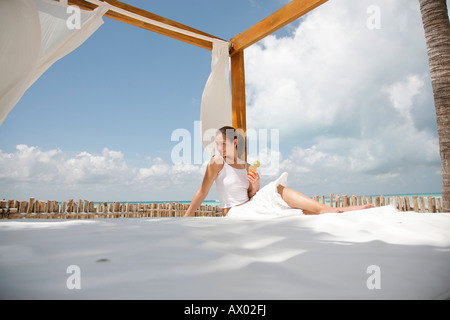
(7, 200), (14, 212)
(156, 203), (162, 217)
(412, 196), (419, 212)
(329, 194), (334, 208)
(174, 203), (180, 217)
(404, 197), (411, 211)
(169, 203), (175, 217)
(28, 197), (35, 214)
(19, 201), (27, 214)
(437, 197), (442, 213)
(427, 197), (436, 213)
(396, 196), (401, 210)
(150, 203), (155, 217)
(419, 197), (426, 213)
(342, 195), (348, 207)
(351, 194), (357, 206)
(399, 197), (405, 211)
(39, 201), (45, 214)
(231, 50), (247, 162)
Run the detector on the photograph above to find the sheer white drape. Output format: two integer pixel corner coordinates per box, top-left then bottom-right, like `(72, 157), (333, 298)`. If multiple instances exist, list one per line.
(0, 0), (233, 147)
(200, 41), (233, 156)
(0, 0), (109, 125)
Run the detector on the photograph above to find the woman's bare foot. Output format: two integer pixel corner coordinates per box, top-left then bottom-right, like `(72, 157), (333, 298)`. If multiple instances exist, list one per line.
(317, 204), (373, 214)
(324, 208), (344, 214)
(340, 204), (374, 212)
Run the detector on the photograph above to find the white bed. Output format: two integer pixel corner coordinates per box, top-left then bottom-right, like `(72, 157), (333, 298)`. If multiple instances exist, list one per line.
(0, 205), (449, 300)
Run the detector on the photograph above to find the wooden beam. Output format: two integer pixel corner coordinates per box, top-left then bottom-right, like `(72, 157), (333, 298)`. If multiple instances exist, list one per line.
(66, 0), (225, 50)
(230, 0), (328, 54)
(231, 50), (247, 161)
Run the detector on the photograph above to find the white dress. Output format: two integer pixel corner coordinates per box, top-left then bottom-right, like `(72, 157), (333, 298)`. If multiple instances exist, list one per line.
(225, 172), (303, 219)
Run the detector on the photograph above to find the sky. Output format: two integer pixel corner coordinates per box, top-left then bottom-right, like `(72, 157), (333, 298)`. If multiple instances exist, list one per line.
(0, 0), (446, 202)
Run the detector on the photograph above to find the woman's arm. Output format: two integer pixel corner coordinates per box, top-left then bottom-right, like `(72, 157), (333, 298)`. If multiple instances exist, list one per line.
(247, 166), (260, 199)
(184, 157), (222, 217)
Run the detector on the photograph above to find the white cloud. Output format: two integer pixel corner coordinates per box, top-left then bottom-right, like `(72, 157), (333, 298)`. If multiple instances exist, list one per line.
(384, 75), (425, 122)
(244, 0), (442, 195)
(61, 148), (130, 185)
(246, 0), (432, 137)
(0, 145), (206, 201)
(136, 157), (205, 190)
(138, 157), (171, 179)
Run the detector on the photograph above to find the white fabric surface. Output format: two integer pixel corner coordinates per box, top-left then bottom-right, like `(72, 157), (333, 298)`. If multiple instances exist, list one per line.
(1, 206), (449, 299)
(227, 172), (303, 218)
(0, 0), (108, 125)
(200, 41), (233, 156)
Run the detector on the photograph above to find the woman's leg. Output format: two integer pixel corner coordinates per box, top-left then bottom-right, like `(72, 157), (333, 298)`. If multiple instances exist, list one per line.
(277, 185), (373, 215)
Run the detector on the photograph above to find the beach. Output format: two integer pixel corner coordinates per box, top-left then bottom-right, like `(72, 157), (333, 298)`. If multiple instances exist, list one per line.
(0, 204), (449, 300)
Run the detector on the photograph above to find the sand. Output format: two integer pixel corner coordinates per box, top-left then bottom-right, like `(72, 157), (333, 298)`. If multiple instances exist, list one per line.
(0, 205), (449, 300)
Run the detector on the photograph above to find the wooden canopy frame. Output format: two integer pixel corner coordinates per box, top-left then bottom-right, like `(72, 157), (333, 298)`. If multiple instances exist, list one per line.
(65, 0), (328, 158)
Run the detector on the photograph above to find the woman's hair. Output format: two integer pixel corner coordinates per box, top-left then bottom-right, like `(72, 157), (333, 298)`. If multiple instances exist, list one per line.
(217, 126), (245, 159)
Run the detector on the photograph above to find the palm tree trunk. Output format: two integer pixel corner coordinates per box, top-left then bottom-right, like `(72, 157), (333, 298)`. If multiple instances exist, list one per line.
(419, 0), (450, 212)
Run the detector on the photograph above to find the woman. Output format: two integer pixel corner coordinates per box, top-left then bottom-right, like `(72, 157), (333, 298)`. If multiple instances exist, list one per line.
(184, 126), (373, 218)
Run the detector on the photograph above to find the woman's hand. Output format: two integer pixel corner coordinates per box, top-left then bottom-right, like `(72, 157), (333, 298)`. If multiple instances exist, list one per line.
(248, 171), (260, 198)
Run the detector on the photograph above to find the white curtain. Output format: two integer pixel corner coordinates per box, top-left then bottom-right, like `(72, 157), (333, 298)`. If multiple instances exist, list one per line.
(200, 40), (233, 157)
(0, 0), (109, 125)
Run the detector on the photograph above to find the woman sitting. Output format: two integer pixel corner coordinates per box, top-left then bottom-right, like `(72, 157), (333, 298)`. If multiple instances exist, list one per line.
(184, 126), (372, 218)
